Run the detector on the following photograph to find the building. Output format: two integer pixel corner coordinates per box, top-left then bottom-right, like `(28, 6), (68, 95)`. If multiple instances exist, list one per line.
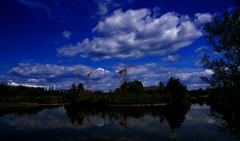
(7, 81), (50, 91)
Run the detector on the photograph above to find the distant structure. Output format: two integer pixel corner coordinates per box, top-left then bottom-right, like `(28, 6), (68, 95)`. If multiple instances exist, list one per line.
(76, 69), (80, 86)
(86, 71), (93, 92)
(7, 81), (52, 91)
(117, 65), (132, 87)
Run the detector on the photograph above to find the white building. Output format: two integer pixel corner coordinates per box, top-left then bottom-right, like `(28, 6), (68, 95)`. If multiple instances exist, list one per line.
(7, 82), (50, 91)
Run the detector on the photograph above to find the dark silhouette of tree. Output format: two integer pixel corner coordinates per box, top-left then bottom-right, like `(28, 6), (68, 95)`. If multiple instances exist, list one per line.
(201, 10), (240, 89)
(120, 80), (144, 94)
(165, 77), (188, 101)
(202, 9), (240, 139)
(77, 83), (84, 94)
(164, 103), (191, 131)
(70, 83), (77, 91)
(70, 83), (84, 95)
(158, 81), (165, 94)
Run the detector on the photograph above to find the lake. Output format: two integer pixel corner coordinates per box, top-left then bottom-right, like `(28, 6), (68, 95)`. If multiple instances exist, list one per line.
(0, 104), (238, 141)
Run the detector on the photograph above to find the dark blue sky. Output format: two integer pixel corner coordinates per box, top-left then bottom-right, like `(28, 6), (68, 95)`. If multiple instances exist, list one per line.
(0, 0), (238, 90)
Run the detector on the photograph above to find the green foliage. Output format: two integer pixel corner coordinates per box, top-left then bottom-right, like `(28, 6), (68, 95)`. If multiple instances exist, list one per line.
(0, 84), (67, 104)
(77, 83), (84, 93)
(164, 77), (189, 104)
(201, 10), (240, 89)
(120, 80), (144, 95)
(69, 83), (84, 95)
(0, 77), (191, 106)
(201, 9), (240, 139)
(158, 81), (165, 94)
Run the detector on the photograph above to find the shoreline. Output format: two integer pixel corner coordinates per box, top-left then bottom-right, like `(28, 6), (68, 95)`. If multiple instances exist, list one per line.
(109, 103), (167, 107)
(0, 102), (168, 108)
(0, 103), (70, 107)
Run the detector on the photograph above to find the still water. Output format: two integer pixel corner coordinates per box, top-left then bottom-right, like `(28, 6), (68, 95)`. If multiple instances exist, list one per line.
(0, 104), (238, 141)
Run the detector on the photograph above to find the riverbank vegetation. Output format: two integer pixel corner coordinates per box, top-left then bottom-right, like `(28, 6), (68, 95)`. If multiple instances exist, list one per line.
(0, 76), (191, 106)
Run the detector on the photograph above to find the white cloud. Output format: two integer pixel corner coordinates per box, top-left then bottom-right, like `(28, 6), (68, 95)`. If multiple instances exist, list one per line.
(95, 0), (111, 16)
(57, 8), (206, 60)
(27, 78), (46, 83)
(10, 63), (114, 80)
(164, 55), (179, 62)
(62, 31), (72, 39)
(194, 13), (213, 25)
(113, 63), (211, 89)
(57, 40), (88, 57)
(94, 0), (135, 17)
(188, 83), (209, 90)
(9, 63), (114, 91)
(9, 62), (213, 91)
(204, 69), (214, 75)
(195, 46), (207, 53)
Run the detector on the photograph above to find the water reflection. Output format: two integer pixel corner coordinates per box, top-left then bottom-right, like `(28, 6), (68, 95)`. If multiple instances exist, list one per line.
(210, 102), (240, 139)
(0, 104), (239, 141)
(64, 103), (190, 131)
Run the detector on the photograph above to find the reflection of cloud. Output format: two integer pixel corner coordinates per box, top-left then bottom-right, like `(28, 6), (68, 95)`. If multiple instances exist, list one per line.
(1, 105), (234, 141)
(8, 107), (79, 130)
(126, 115), (168, 132)
(185, 104), (218, 124)
(7, 107), (111, 130)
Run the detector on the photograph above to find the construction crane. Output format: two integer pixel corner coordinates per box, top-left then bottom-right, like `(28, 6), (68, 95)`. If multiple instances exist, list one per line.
(117, 65), (132, 87)
(77, 69), (81, 86)
(86, 71), (93, 92)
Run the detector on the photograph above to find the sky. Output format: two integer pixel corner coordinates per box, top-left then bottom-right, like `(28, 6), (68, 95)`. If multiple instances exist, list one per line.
(0, 0), (239, 91)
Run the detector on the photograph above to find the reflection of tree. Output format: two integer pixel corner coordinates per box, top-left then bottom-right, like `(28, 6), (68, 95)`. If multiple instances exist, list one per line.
(211, 102), (240, 139)
(0, 106), (56, 116)
(164, 103), (191, 131)
(64, 105), (84, 125)
(64, 104), (190, 130)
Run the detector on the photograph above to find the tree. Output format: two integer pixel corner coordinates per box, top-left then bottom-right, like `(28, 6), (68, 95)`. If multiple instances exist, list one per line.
(201, 10), (240, 138)
(165, 77), (188, 104)
(120, 80), (144, 94)
(158, 81), (165, 94)
(77, 83), (84, 94)
(201, 10), (240, 89)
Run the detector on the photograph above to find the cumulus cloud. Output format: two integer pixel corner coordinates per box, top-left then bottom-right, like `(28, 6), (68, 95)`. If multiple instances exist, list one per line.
(58, 8), (207, 60)
(9, 62), (213, 91)
(174, 69), (213, 81)
(62, 31), (72, 39)
(194, 13), (213, 25)
(9, 63), (114, 90)
(9, 63), (114, 80)
(113, 63), (211, 89)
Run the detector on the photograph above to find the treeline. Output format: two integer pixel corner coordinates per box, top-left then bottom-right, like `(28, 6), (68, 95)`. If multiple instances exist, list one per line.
(66, 77), (192, 106)
(0, 84), (67, 104)
(0, 76), (194, 106)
